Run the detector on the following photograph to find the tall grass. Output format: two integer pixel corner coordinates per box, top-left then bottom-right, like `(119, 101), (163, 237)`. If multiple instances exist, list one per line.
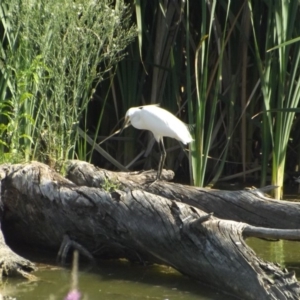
(2, 0), (300, 197)
(0, 0), (136, 167)
(249, 0), (300, 198)
(112, 1), (187, 174)
(84, 0), (300, 196)
(188, 0), (220, 187)
(113, 0), (300, 193)
(188, 1), (245, 187)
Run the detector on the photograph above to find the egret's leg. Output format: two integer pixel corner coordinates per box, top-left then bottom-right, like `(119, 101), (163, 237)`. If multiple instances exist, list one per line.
(157, 139), (166, 180)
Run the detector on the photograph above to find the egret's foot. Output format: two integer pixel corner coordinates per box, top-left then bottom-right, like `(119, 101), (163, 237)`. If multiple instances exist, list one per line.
(57, 234), (94, 264)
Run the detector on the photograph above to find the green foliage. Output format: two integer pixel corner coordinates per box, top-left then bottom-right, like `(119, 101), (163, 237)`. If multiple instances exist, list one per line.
(0, 0), (136, 167)
(189, 0), (230, 187)
(110, 0), (191, 173)
(110, 0), (300, 195)
(102, 177), (119, 192)
(2, 0), (300, 198)
(249, 0), (300, 198)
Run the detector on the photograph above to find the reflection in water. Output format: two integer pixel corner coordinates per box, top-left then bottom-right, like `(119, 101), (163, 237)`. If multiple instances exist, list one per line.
(0, 258), (233, 300)
(246, 238), (300, 278)
(1, 190), (300, 299)
(1, 238), (299, 300)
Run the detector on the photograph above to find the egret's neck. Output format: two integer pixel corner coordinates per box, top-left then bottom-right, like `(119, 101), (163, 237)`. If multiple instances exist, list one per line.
(130, 114), (144, 130)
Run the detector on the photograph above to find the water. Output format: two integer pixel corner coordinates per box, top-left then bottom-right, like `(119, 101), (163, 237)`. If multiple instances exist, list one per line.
(1, 237), (299, 300)
(247, 238), (300, 276)
(1, 253), (231, 300)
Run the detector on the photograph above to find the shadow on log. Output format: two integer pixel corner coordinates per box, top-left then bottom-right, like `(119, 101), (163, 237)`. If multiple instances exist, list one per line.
(0, 161), (300, 299)
(0, 222), (36, 280)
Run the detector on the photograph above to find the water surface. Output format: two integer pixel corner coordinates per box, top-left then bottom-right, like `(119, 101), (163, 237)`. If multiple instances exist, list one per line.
(1, 253), (232, 300)
(2, 237), (299, 300)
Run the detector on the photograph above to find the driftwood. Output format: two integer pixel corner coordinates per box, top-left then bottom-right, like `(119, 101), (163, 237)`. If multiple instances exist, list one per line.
(0, 161), (300, 299)
(66, 160), (300, 230)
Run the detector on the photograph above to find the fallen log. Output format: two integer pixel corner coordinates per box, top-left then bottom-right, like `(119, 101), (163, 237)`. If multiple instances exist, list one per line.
(0, 223), (36, 280)
(0, 161), (300, 299)
(66, 160), (300, 229)
(0, 167), (37, 280)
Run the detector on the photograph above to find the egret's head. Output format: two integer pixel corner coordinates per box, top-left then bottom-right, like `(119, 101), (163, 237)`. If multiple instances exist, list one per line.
(120, 107), (139, 134)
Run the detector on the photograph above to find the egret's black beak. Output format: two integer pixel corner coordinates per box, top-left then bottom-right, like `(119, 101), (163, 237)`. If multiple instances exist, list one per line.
(120, 116), (131, 134)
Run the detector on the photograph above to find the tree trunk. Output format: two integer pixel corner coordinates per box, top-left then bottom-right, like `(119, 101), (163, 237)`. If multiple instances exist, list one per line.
(0, 161), (300, 299)
(66, 160), (300, 229)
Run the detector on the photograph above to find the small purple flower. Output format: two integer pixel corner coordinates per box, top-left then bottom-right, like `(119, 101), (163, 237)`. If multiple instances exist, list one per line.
(64, 289), (81, 300)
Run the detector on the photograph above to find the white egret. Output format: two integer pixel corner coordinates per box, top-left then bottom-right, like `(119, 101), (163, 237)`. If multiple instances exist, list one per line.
(121, 105), (193, 180)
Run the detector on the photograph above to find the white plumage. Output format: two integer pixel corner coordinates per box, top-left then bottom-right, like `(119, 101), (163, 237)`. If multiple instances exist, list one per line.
(121, 105), (193, 180)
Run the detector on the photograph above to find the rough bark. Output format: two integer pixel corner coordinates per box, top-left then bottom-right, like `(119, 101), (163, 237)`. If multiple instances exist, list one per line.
(0, 161), (300, 299)
(66, 160), (300, 230)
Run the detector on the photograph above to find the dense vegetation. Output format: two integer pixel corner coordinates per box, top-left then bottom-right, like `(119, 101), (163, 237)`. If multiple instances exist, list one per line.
(1, 0), (300, 199)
